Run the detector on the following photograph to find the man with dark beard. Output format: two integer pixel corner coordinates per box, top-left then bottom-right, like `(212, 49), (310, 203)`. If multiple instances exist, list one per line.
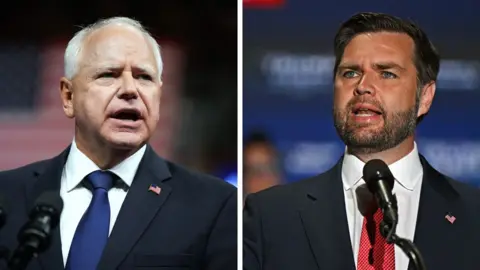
(243, 12), (480, 270)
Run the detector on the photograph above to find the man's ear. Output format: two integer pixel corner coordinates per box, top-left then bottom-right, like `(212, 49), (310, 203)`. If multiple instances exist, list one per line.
(417, 81), (436, 119)
(60, 77), (75, 118)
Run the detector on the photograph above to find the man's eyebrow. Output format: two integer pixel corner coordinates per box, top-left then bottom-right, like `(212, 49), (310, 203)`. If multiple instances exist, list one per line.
(337, 63), (361, 71)
(373, 62), (406, 71)
(88, 64), (157, 75)
(337, 62), (406, 71)
(132, 65), (156, 74)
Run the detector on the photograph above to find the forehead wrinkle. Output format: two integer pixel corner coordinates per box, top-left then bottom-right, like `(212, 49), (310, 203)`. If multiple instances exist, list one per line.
(342, 36), (414, 71)
(77, 28), (158, 75)
(134, 62), (156, 73)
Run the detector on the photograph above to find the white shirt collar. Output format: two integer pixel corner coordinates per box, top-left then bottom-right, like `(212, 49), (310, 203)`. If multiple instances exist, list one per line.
(64, 139), (147, 192)
(341, 143), (423, 191)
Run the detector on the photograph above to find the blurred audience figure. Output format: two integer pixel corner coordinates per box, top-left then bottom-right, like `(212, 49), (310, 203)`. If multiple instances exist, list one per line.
(243, 131), (283, 198)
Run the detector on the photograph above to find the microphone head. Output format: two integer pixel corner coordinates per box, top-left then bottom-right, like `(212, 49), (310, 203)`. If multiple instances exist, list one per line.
(14, 192), (64, 256)
(363, 159), (395, 193)
(34, 191), (63, 212)
(30, 191), (64, 226)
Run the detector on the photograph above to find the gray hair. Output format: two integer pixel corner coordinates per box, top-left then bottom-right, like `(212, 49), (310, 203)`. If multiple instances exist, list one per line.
(64, 17), (163, 81)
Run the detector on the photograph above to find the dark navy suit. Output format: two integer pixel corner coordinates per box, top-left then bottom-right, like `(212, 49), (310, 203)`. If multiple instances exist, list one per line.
(0, 145), (237, 270)
(244, 156), (480, 270)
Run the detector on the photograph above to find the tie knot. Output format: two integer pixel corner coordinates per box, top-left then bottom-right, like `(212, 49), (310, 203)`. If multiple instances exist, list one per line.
(86, 170), (114, 191)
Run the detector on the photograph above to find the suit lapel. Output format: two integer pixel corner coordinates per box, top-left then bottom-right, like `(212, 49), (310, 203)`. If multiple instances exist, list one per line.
(98, 145), (172, 269)
(299, 160), (356, 270)
(27, 147), (71, 270)
(410, 156), (462, 269)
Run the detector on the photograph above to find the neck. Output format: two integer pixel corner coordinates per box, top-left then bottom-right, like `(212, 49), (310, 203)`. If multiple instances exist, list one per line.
(348, 136), (415, 165)
(74, 132), (140, 170)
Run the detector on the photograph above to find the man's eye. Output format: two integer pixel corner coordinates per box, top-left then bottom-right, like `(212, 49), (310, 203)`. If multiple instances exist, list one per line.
(381, 71), (397, 79)
(98, 72), (116, 78)
(342, 71), (358, 78)
(137, 74), (153, 81)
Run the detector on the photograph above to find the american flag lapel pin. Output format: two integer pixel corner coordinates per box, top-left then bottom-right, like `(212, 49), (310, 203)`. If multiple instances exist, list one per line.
(148, 184), (161, 195)
(445, 212), (456, 224)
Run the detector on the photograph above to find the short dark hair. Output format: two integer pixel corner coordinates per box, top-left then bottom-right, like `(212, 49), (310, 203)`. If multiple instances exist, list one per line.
(333, 12), (440, 88)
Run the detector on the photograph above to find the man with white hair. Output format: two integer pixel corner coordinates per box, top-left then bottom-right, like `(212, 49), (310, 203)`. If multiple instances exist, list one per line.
(0, 17), (237, 270)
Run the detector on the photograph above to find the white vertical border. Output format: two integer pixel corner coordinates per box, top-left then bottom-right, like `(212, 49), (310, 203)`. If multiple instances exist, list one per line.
(237, 0), (243, 269)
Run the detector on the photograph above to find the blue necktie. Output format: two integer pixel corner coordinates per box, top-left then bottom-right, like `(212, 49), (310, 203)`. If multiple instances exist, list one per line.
(66, 170), (114, 270)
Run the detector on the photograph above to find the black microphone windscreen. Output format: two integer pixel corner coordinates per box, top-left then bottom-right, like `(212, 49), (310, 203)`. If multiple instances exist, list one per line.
(33, 191), (64, 214)
(363, 159), (394, 191)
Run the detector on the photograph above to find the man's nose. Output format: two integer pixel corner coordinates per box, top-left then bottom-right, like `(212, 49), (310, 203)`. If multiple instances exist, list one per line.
(354, 73), (376, 96)
(118, 72), (138, 100)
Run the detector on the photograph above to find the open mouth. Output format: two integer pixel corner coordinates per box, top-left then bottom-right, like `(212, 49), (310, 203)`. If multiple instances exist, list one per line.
(352, 104), (382, 117)
(110, 109), (142, 121)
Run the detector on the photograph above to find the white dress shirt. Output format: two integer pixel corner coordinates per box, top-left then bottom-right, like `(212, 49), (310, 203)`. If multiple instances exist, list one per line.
(342, 143), (423, 270)
(59, 140), (146, 265)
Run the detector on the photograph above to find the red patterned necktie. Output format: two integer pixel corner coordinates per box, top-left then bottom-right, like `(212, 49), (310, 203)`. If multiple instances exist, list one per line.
(357, 208), (395, 269)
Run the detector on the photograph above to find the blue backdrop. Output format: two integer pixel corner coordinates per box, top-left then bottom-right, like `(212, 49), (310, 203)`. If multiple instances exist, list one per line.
(243, 0), (480, 186)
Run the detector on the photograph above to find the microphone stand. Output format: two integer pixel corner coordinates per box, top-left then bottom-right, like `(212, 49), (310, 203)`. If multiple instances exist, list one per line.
(380, 209), (427, 270)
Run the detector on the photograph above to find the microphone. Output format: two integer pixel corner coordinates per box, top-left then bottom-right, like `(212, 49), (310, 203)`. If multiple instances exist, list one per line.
(362, 159), (426, 270)
(8, 191), (63, 270)
(362, 159), (398, 233)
